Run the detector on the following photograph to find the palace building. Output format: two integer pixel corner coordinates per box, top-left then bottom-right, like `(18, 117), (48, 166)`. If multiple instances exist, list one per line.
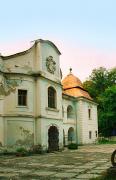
(0, 39), (98, 151)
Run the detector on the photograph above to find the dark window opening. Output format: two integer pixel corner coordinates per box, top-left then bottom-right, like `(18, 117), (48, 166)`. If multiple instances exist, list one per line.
(88, 109), (91, 119)
(18, 90), (27, 106)
(89, 131), (92, 139)
(95, 131), (97, 137)
(48, 87), (56, 108)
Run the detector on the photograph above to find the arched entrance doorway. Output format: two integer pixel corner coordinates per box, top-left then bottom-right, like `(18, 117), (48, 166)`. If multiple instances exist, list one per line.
(48, 126), (59, 151)
(68, 127), (75, 144)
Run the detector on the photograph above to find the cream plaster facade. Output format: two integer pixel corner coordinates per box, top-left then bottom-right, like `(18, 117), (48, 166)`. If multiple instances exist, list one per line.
(0, 39), (98, 150)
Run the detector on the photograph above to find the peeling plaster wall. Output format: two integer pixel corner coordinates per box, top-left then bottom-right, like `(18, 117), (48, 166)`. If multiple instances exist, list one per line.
(4, 76), (35, 115)
(1, 75), (35, 146)
(6, 117), (34, 146)
(0, 40), (98, 147)
(4, 48), (34, 73)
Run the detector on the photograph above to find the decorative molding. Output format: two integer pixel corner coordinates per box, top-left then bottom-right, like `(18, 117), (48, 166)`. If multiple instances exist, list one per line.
(38, 115), (63, 121)
(46, 107), (59, 112)
(46, 56), (56, 74)
(0, 114), (34, 118)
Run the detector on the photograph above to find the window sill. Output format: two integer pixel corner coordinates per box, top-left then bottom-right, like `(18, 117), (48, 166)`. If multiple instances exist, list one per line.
(16, 105), (28, 108)
(46, 107), (59, 112)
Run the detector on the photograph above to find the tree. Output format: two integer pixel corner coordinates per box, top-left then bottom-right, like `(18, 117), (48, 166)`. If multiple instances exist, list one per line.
(98, 85), (116, 137)
(83, 67), (116, 100)
(83, 67), (116, 137)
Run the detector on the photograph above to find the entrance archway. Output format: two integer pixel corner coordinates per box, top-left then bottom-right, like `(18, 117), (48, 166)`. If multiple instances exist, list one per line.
(68, 127), (75, 144)
(48, 126), (59, 151)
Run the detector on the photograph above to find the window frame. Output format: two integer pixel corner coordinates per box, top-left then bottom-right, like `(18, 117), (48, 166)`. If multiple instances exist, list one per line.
(17, 89), (28, 107)
(67, 105), (74, 119)
(48, 86), (56, 109)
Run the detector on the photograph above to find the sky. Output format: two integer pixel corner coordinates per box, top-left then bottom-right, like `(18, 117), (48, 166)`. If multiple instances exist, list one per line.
(0, 0), (116, 81)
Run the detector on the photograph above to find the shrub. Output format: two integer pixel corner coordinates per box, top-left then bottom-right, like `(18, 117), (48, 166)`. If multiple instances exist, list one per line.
(98, 137), (109, 144)
(29, 145), (43, 154)
(15, 147), (28, 156)
(68, 143), (78, 150)
(16, 147), (27, 153)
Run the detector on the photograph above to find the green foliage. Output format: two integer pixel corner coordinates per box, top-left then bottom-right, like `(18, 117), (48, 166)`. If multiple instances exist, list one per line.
(83, 67), (116, 100)
(98, 137), (109, 144)
(97, 137), (116, 144)
(16, 147), (27, 153)
(68, 143), (78, 149)
(98, 85), (116, 136)
(83, 67), (116, 137)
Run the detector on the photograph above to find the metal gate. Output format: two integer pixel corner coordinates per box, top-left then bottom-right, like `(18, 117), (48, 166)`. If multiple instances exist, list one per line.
(48, 126), (59, 152)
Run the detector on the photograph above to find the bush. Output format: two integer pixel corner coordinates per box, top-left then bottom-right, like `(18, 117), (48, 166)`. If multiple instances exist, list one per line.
(68, 143), (78, 150)
(16, 147), (28, 156)
(29, 145), (43, 154)
(16, 147), (27, 153)
(98, 137), (109, 144)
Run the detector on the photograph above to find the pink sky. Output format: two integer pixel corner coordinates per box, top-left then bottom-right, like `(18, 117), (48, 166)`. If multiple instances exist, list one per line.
(59, 44), (116, 81)
(0, 39), (115, 82)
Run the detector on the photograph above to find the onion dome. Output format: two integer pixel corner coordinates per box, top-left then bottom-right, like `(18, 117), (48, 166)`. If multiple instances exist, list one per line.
(62, 73), (83, 90)
(62, 69), (92, 100)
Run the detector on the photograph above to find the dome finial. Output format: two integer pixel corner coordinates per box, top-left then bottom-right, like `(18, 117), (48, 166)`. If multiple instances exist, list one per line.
(69, 67), (72, 74)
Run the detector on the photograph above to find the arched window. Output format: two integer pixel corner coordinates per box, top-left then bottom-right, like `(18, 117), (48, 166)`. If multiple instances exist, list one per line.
(48, 87), (56, 108)
(68, 127), (75, 142)
(67, 105), (74, 119)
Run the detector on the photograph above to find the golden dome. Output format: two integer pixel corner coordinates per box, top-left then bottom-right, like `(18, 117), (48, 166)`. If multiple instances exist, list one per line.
(62, 73), (83, 89)
(62, 72), (92, 100)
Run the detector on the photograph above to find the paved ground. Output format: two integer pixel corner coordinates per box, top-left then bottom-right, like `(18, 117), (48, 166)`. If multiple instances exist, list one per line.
(0, 144), (116, 180)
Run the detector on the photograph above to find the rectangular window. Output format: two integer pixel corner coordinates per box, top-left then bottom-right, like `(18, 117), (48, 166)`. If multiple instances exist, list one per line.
(48, 87), (56, 108)
(89, 131), (92, 139)
(88, 109), (91, 119)
(18, 90), (27, 106)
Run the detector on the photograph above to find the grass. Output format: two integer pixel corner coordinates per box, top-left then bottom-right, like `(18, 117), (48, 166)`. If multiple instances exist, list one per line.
(97, 137), (116, 144)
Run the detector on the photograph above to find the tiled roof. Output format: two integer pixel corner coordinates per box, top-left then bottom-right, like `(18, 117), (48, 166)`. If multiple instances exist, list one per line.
(62, 73), (92, 100)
